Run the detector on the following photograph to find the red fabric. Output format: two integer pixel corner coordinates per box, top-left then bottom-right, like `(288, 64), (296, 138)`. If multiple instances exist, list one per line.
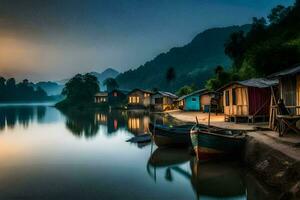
(248, 87), (271, 116)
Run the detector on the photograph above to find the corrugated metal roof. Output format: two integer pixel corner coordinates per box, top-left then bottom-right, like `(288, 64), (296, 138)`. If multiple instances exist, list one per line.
(216, 78), (278, 92)
(154, 91), (178, 99)
(268, 65), (300, 78)
(128, 88), (154, 95)
(95, 92), (108, 97)
(237, 78), (278, 88)
(177, 89), (207, 101)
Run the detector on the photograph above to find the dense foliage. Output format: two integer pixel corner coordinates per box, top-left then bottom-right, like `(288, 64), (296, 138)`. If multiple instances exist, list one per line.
(57, 73), (99, 107)
(206, 0), (300, 90)
(0, 77), (48, 101)
(116, 25), (250, 92)
(103, 78), (119, 92)
(176, 85), (197, 97)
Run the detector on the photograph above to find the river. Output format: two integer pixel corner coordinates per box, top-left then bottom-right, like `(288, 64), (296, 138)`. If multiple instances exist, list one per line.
(0, 104), (277, 199)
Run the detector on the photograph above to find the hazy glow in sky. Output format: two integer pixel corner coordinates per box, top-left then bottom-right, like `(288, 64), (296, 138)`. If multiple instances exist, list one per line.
(0, 0), (294, 81)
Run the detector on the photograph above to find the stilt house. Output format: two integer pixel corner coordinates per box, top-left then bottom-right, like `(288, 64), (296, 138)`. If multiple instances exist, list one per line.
(219, 78), (278, 123)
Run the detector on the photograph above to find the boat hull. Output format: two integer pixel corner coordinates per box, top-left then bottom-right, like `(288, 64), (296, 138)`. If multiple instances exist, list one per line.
(190, 130), (245, 160)
(149, 123), (193, 147)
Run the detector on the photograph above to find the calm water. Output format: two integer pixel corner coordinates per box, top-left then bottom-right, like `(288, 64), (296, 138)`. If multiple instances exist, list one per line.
(0, 105), (275, 200)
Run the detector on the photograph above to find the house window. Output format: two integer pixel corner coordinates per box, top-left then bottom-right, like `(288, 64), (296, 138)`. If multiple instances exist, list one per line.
(225, 90), (230, 106)
(232, 89), (237, 105)
(129, 96), (140, 104)
(100, 97), (106, 102)
(144, 93), (149, 98)
(191, 97), (197, 102)
(114, 92), (117, 97)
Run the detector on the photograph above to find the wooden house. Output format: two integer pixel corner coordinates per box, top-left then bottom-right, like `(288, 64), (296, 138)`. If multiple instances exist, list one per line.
(150, 91), (178, 111)
(108, 89), (129, 108)
(177, 89), (207, 111)
(127, 89), (154, 109)
(268, 65), (300, 115)
(200, 91), (222, 113)
(219, 78), (278, 123)
(94, 92), (108, 104)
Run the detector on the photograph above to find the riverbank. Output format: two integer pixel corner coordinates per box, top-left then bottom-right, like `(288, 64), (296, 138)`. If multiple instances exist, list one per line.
(166, 110), (268, 130)
(167, 110), (300, 199)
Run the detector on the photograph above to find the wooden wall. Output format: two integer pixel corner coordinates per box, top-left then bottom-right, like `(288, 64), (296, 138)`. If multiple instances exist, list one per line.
(280, 76), (296, 114)
(223, 84), (249, 116)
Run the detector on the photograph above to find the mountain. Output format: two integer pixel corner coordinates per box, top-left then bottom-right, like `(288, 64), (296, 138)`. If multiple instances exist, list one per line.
(34, 81), (64, 96)
(116, 24), (251, 91)
(90, 68), (119, 83)
(89, 68), (119, 90)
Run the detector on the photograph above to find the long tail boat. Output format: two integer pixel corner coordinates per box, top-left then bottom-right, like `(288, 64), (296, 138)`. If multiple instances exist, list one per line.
(190, 124), (246, 160)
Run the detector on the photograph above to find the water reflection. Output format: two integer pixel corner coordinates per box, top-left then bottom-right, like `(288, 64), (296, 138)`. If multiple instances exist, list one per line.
(94, 110), (153, 136)
(147, 147), (246, 199)
(0, 105), (279, 199)
(60, 109), (100, 138)
(0, 106), (46, 130)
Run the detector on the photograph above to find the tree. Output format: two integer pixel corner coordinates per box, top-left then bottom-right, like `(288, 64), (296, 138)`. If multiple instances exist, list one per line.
(6, 78), (16, 89)
(166, 67), (176, 83)
(36, 86), (47, 98)
(62, 73), (99, 103)
(205, 65), (231, 91)
(224, 31), (246, 68)
(268, 5), (290, 24)
(176, 85), (196, 97)
(0, 77), (5, 88)
(103, 78), (119, 92)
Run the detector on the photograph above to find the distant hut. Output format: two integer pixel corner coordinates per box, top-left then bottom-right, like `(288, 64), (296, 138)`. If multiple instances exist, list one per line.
(268, 65), (300, 115)
(150, 91), (178, 111)
(218, 78), (278, 123)
(108, 89), (129, 108)
(127, 89), (154, 109)
(94, 92), (108, 104)
(200, 91), (222, 113)
(177, 89), (207, 111)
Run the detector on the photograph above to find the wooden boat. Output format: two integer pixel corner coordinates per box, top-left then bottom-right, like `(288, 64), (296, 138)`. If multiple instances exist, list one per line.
(149, 123), (195, 147)
(190, 124), (246, 160)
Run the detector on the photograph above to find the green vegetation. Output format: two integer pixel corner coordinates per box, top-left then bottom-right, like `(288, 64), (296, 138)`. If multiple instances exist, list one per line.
(176, 85), (197, 96)
(103, 78), (119, 92)
(55, 73), (102, 109)
(0, 77), (49, 102)
(206, 0), (300, 90)
(116, 25), (251, 92)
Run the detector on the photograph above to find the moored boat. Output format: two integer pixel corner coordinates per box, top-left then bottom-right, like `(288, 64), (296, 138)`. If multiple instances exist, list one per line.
(190, 125), (246, 160)
(149, 123), (195, 147)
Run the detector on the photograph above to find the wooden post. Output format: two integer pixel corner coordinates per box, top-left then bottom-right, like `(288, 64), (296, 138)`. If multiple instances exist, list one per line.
(208, 101), (211, 128)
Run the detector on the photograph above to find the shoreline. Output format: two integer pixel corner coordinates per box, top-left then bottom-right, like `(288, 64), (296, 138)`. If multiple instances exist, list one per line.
(166, 110), (300, 198)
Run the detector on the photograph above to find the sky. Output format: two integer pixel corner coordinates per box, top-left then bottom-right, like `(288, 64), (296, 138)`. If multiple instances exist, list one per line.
(0, 0), (295, 82)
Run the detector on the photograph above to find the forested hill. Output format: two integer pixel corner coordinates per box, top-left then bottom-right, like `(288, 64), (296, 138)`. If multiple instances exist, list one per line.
(116, 24), (251, 91)
(204, 1), (300, 91)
